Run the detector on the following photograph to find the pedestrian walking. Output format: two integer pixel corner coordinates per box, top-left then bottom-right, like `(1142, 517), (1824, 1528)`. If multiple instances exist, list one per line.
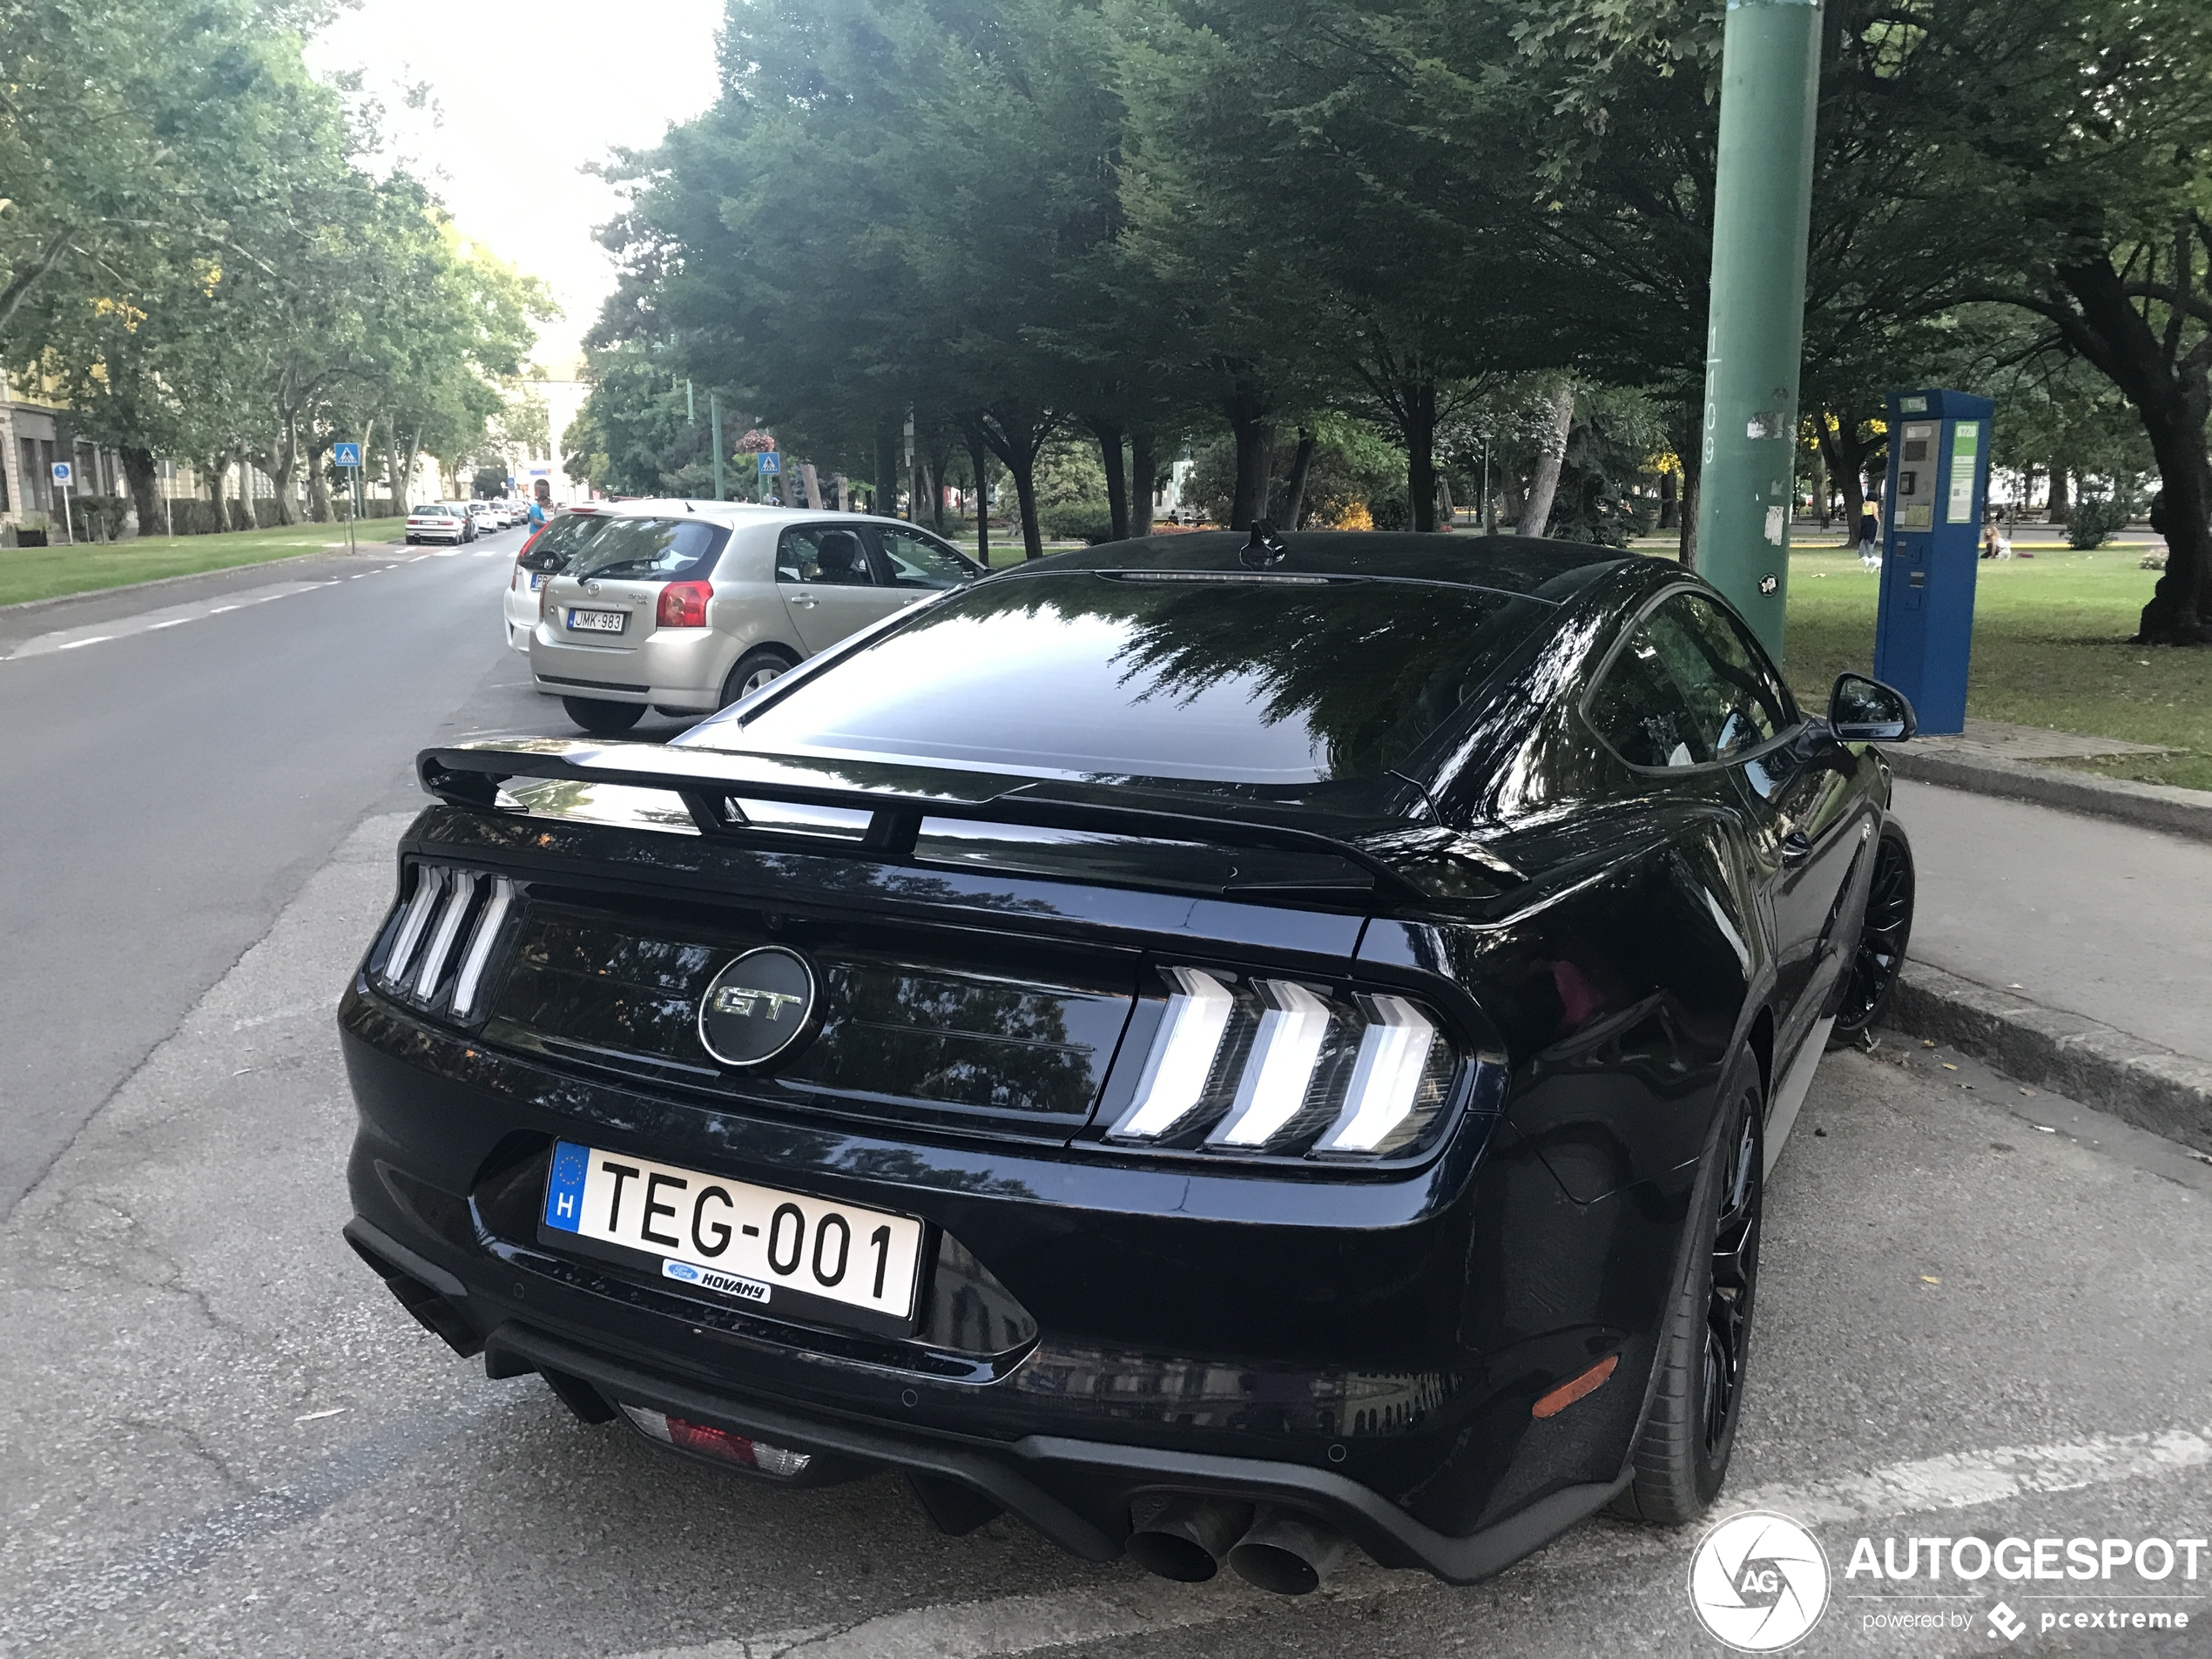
(1858, 494), (1881, 569)
(527, 492), (550, 536)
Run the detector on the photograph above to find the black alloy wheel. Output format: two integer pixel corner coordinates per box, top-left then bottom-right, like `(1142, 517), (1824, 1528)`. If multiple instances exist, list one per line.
(1828, 820), (1914, 1048)
(562, 696), (646, 735)
(1613, 1067), (1763, 1524)
(1702, 1098), (1762, 1461)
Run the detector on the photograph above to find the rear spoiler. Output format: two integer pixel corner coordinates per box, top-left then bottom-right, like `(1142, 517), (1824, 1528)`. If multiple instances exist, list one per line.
(415, 739), (1503, 906)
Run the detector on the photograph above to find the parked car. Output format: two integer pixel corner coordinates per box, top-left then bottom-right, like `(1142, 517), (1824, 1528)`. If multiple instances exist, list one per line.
(468, 501), (502, 534)
(404, 503), (469, 546)
(341, 529), (1918, 1595)
(529, 503), (983, 733)
(502, 505), (612, 652)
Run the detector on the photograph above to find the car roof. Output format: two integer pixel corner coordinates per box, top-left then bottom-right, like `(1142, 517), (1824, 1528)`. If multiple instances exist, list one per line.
(1014, 530), (1635, 599)
(580, 498), (887, 529)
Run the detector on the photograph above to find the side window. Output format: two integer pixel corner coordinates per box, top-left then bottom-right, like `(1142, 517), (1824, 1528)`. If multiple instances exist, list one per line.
(876, 524), (981, 590)
(1587, 614), (1709, 768)
(1667, 593), (1796, 759)
(1588, 592), (1797, 769)
(776, 524), (878, 586)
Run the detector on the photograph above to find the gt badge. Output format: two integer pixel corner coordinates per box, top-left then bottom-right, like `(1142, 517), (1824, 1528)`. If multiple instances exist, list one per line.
(698, 946), (818, 1067)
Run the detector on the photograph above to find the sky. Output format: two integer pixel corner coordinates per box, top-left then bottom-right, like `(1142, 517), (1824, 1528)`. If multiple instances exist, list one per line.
(306, 0), (727, 374)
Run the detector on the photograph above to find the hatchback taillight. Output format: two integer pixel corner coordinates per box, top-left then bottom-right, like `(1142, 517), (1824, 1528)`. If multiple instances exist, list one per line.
(658, 580), (712, 628)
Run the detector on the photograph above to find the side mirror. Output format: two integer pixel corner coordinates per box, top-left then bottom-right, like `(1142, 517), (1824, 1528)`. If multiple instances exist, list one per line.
(1829, 672), (1916, 743)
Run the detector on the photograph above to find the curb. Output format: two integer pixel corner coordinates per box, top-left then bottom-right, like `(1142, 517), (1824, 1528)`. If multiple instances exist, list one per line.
(1888, 747), (2212, 846)
(1881, 961), (2212, 1156)
(0, 536), (409, 617)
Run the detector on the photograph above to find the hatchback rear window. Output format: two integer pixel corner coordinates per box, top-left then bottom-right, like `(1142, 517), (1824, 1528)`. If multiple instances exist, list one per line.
(520, 512), (613, 573)
(693, 572), (1549, 785)
(563, 517), (730, 583)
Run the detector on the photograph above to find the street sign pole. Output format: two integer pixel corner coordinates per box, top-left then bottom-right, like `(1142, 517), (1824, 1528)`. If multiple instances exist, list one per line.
(51, 462), (75, 545)
(334, 443), (363, 554)
(710, 394), (725, 502)
(1689, 0), (1823, 663)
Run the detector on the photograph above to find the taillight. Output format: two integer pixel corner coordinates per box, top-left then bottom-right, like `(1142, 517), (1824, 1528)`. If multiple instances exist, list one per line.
(1106, 968), (1464, 1160)
(658, 579), (712, 628)
(620, 1405), (813, 1477)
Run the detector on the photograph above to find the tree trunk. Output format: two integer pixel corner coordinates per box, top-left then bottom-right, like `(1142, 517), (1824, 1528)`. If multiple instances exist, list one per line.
(1280, 428), (1317, 529)
(2047, 462), (2071, 524)
(875, 421), (900, 516)
(1087, 417), (1129, 542)
(229, 450), (254, 531)
(1816, 415), (1867, 549)
(1404, 382), (1440, 533)
(2044, 254), (2211, 643)
(1129, 429), (1158, 536)
(307, 445), (332, 523)
(1224, 377), (1270, 530)
(963, 428), (992, 566)
(120, 446), (159, 537)
(1658, 467), (1678, 530)
(1518, 379), (1575, 537)
(1007, 451), (1043, 559)
(1677, 448), (1702, 568)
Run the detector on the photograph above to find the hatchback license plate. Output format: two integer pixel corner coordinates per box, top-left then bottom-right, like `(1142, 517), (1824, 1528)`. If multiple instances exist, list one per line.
(529, 572), (548, 590)
(542, 1141), (924, 1324)
(566, 607), (625, 632)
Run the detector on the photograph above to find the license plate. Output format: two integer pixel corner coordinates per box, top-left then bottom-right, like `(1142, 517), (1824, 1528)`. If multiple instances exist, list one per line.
(529, 572), (548, 590)
(541, 1141), (924, 1326)
(566, 608), (625, 633)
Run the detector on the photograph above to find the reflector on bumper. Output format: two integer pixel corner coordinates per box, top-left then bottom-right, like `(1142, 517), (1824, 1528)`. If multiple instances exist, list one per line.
(619, 1404), (813, 1477)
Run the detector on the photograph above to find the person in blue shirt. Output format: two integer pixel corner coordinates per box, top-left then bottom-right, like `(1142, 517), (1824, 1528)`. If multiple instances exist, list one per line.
(526, 492), (550, 535)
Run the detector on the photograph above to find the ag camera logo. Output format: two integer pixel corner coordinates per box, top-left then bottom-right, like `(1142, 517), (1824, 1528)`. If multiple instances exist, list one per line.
(1689, 1510), (1831, 1652)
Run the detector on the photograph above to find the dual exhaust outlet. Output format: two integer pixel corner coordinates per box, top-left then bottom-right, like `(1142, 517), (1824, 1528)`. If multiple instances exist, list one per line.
(1126, 1497), (1346, 1595)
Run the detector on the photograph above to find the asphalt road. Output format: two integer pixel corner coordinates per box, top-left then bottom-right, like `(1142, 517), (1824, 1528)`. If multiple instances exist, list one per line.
(0, 529), (697, 1217)
(2, 556), (2209, 1656)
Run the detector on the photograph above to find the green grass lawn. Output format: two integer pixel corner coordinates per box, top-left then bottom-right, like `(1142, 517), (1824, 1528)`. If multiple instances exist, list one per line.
(0, 522), (402, 608)
(1772, 538), (2212, 792)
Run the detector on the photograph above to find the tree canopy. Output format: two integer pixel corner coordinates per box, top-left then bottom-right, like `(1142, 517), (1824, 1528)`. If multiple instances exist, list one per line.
(1, 0), (550, 528)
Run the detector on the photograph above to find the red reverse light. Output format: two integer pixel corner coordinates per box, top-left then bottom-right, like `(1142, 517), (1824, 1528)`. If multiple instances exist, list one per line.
(619, 1404), (813, 1476)
(658, 579), (712, 628)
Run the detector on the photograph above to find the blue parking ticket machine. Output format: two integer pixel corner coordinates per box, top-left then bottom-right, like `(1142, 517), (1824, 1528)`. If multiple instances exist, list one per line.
(1872, 388), (1992, 735)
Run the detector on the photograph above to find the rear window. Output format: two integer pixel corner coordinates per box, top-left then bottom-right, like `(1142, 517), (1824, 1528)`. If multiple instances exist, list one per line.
(691, 572), (1549, 786)
(562, 516), (731, 583)
(520, 512), (613, 573)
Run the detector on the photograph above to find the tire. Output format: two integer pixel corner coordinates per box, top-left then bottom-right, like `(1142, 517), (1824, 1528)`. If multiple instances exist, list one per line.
(562, 697), (646, 735)
(1828, 820), (1914, 1049)
(1612, 1059), (1764, 1525)
(719, 645), (800, 708)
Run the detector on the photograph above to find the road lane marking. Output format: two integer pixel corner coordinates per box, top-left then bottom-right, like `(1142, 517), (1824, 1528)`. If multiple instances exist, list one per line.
(611, 1420), (2212, 1659)
(4, 580), (351, 659)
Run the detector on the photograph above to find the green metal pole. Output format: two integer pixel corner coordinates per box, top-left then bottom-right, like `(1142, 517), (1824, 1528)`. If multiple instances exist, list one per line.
(1691, 0), (1823, 662)
(710, 394), (725, 502)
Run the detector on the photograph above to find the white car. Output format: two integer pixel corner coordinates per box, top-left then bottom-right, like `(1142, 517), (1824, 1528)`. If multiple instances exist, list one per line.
(502, 504), (610, 651)
(467, 502), (502, 534)
(405, 503), (469, 545)
(528, 502), (982, 732)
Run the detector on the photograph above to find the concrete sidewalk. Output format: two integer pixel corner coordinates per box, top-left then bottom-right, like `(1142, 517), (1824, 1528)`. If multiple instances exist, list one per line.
(1882, 777), (2212, 1151)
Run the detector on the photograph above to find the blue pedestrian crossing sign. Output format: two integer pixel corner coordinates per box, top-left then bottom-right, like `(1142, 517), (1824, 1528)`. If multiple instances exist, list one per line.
(758, 452), (780, 475)
(333, 442), (362, 469)
(51, 461), (71, 485)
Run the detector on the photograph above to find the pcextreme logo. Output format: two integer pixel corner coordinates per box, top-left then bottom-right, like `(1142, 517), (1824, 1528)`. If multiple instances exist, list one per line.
(1689, 1510), (1832, 1652)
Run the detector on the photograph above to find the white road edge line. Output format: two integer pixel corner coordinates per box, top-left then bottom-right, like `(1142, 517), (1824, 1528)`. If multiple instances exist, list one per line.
(607, 1421), (2212, 1659)
(56, 636), (114, 650)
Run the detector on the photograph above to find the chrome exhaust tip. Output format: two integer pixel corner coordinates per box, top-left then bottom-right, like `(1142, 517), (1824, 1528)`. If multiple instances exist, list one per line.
(1126, 1496), (1255, 1582)
(1226, 1505), (1347, 1595)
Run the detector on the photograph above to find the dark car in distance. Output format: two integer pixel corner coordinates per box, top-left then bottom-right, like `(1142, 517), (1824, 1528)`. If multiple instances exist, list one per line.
(338, 530), (1918, 1595)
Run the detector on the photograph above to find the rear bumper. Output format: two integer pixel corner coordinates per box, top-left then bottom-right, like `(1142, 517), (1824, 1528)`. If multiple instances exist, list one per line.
(529, 626), (726, 708)
(339, 975), (1678, 1581)
(341, 1225), (1625, 1582)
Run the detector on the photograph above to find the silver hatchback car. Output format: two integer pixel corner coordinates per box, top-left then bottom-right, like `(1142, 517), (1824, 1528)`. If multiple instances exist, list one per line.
(529, 502), (985, 732)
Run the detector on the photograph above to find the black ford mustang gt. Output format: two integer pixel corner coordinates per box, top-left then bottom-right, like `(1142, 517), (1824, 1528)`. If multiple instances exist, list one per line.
(339, 529), (1918, 1595)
